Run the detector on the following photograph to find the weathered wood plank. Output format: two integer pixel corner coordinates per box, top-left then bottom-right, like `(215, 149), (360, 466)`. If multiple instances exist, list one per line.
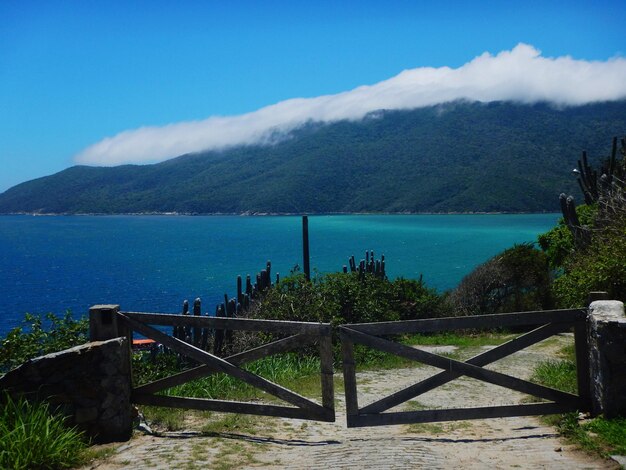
(132, 394), (334, 422)
(341, 327), (579, 403)
(123, 311), (331, 335)
(340, 331), (359, 418)
(346, 309), (585, 335)
(349, 401), (584, 428)
(134, 333), (314, 394)
(319, 335), (335, 414)
(119, 313), (325, 413)
(361, 322), (570, 414)
(574, 318), (591, 408)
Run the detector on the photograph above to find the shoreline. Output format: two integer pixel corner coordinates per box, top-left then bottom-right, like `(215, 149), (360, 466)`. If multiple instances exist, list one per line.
(0, 210), (560, 217)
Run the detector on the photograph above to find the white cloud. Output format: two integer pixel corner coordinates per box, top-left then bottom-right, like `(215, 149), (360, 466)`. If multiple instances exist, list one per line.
(75, 44), (626, 166)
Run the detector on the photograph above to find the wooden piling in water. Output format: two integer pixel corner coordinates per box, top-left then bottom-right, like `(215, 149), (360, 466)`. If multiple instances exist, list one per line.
(302, 215), (310, 281)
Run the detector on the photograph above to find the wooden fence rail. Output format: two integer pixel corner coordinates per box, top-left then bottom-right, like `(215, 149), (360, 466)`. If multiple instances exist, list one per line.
(90, 304), (599, 427)
(90, 306), (334, 422)
(339, 308), (590, 428)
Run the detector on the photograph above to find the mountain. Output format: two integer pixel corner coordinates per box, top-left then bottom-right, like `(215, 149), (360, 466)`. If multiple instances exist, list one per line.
(2, 100), (626, 214)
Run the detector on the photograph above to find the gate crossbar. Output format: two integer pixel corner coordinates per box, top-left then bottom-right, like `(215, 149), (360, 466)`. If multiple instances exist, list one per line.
(119, 312), (334, 422)
(134, 333), (312, 394)
(361, 322), (570, 414)
(339, 308), (589, 428)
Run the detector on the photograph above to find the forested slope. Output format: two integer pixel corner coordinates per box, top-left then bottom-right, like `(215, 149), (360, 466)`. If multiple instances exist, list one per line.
(2, 100), (625, 214)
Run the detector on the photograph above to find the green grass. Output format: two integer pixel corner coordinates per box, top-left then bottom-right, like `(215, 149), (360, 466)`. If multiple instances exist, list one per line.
(548, 413), (626, 458)
(403, 331), (514, 348)
(141, 406), (188, 431)
(531, 343), (626, 459)
(532, 359), (577, 394)
(201, 413), (260, 435)
(0, 394), (87, 470)
(140, 352), (324, 427)
(161, 353), (322, 401)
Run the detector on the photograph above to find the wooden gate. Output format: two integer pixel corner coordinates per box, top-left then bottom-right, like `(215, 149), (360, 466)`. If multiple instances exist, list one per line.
(339, 308), (590, 427)
(93, 307), (335, 422)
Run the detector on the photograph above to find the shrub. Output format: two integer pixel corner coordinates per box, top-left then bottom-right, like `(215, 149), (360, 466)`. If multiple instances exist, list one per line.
(250, 271), (444, 326)
(537, 205), (595, 270)
(447, 243), (552, 315)
(0, 312), (88, 374)
(552, 221), (626, 306)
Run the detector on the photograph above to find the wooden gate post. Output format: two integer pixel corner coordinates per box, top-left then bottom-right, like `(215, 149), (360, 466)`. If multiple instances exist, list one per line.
(587, 299), (626, 418)
(89, 304), (122, 341)
(302, 215), (311, 281)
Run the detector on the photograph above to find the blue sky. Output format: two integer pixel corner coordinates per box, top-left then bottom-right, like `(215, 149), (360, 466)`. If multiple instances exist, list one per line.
(1, 1), (625, 192)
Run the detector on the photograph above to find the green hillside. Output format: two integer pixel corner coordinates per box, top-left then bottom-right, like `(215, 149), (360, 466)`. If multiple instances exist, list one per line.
(1, 100), (625, 214)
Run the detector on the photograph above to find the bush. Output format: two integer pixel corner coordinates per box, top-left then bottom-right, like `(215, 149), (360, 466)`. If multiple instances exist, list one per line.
(0, 312), (88, 374)
(537, 205), (595, 270)
(250, 271), (445, 326)
(447, 243), (552, 315)
(0, 393), (87, 470)
(552, 221), (626, 306)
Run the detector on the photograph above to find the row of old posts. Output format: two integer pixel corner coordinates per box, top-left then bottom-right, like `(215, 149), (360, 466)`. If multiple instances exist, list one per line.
(171, 218), (385, 357)
(173, 260), (278, 356)
(171, 215), (309, 356)
(344, 250), (386, 280)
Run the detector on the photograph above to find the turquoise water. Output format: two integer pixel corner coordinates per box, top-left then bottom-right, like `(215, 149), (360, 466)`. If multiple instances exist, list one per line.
(0, 214), (559, 335)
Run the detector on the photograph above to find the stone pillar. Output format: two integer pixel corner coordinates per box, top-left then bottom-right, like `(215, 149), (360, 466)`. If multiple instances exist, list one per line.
(0, 337), (133, 443)
(90, 304), (122, 341)
(587, 300), (626, 418)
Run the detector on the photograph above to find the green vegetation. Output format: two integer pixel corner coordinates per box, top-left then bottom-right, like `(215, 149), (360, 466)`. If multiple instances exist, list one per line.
(537, 136), (626, 306)
(450, 134), (626, 313)
(250, 271), (445, 326)
(137, 353), (322, 401)
(0, 311), (88, 374)
(447, 243), (552, 315)
(2, 132), (626, 465)
(0, 393), (87, 470)
(1, 101), (626, 214)
(531, 343), (626, 458)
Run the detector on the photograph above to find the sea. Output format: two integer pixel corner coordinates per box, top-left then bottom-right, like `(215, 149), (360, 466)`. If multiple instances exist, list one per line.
(0, 214), (559, 336)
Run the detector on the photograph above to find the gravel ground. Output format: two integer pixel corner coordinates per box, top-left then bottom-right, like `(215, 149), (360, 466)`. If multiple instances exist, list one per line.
(81, 335), (618, 469)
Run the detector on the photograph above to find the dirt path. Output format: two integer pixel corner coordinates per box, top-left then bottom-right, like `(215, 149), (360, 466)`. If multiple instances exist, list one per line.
(82, 335), (617, 469)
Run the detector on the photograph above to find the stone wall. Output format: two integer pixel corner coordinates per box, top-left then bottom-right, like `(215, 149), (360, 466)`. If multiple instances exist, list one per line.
(588, 300), (626, 418)
(0, 337), (133, 443)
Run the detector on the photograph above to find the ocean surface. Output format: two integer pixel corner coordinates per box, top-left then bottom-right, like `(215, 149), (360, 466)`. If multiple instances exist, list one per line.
(0, 214), (559, 336)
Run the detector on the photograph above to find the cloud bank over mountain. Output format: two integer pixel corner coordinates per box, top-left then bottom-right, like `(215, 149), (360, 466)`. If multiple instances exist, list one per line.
(75, 44), (626, 166)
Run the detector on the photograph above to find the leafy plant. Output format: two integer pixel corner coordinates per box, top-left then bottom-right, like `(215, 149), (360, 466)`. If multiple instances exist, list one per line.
(532, 341), (626, 459)
(0, 312), (88, 374)
(0, 393), (87, 470)
(538, 135), (626, 306)
(446, 243), (552, 315)
(251, 271), (445, 327)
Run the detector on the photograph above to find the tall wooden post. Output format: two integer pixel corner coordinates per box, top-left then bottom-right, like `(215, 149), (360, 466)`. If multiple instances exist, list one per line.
(302, 215), (310, 281)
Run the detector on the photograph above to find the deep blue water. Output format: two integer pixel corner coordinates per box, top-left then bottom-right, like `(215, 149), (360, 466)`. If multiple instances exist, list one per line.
(0, 214), (559, 336)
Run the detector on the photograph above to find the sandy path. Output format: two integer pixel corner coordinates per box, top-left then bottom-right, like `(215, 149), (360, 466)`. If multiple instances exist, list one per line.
(81, 335), (616, 469)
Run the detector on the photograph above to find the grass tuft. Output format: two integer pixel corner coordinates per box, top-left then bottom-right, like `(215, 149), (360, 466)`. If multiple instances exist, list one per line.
(531, 343), (626, 459)
(0, 393), (87, 470)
